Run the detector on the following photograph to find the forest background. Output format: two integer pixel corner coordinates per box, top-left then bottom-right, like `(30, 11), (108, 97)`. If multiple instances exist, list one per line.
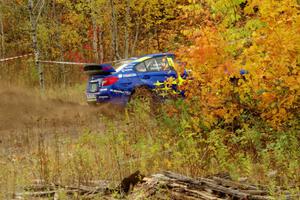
(0, 0), (299, 198)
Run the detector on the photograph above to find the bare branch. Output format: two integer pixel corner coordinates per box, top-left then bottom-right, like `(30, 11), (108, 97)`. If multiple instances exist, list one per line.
(35, 0), (44, 24)
(32, 0), (43, 13)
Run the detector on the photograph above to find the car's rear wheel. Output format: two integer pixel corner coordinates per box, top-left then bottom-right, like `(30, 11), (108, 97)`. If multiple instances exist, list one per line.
(128, 87), (160, 114)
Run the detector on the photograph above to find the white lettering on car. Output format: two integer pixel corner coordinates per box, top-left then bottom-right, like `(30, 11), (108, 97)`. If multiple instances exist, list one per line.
(122, 68), (133, 72)
(110, 89), (131, 95)
(98, 96), (109, 99)
(110, 89), (124, 94)
(123, 73), (137, 78)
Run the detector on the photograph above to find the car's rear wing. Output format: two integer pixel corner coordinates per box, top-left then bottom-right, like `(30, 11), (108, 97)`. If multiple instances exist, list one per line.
(84, 64), (116, 75)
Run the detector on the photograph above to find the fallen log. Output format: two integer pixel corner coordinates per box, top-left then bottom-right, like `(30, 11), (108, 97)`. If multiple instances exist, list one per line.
(128, 171), (275, 200)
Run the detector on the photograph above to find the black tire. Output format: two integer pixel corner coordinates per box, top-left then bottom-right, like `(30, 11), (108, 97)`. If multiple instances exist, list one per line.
(128, 87), (160, 114)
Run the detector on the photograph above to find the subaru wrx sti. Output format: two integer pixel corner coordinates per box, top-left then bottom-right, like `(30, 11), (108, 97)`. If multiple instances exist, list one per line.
(84, 53), (181, 105)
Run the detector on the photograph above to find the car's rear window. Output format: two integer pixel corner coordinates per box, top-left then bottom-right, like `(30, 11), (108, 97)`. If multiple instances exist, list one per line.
(135, 62), (147, 72)
(113, 58), (137, 71)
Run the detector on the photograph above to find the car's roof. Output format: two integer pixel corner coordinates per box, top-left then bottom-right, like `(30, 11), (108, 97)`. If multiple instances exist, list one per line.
(114, 53), (174, 72)
(115, 53), (174, 65)
(138, 52), (174, 58)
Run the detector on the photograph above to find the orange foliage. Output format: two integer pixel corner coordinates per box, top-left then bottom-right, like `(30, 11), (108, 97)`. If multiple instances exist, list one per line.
(176, 0), (300, 130)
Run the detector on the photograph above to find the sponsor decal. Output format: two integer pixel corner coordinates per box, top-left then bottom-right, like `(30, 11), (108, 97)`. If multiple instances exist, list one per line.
(98, 96), (109, 99)
(110, 89), (131, 95)
(110, 89), (125, 94)
(100, 88), (108, 92)
(122, 68), (133, 72)
(123, 73), (137, 78)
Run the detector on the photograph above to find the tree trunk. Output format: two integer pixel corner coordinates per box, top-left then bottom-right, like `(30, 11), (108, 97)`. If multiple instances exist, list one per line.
(124, 0), (130, 59)
(155, 24), (160, 51)
(90, 0), (99, 63)
(0, 7), (4, 60)
(110, 0), (120, 61)
(0, 1), (4, 78)
(28, 0), (44, 92)
(92, 18), (99, 63)
(0, 0), (5, 60)
(131, 20), (139, 56)
(98, 27), (104, 63)
(53, 0), (65, 87)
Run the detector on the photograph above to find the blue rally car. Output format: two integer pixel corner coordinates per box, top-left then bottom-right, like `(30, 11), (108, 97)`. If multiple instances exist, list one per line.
(84, 53), (180, 105)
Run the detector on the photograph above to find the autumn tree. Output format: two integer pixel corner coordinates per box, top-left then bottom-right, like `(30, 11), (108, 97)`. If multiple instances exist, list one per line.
(175, 0), (300, 130)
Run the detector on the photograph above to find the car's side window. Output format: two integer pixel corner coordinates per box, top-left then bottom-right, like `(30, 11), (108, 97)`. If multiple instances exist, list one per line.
(145, 58), (160, 71)
(135, 56), (175, 72)
(135, 62), (147, 72)
(155, 56), (171, 71)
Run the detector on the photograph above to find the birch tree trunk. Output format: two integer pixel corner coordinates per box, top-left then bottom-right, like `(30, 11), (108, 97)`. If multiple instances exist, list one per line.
(124, 0), (130, 59)
(28, 0), (44, 92)
(110, 0), (120, 61)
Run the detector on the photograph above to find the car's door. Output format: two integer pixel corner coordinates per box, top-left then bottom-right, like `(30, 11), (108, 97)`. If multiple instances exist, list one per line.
(135, 56), (177, 89)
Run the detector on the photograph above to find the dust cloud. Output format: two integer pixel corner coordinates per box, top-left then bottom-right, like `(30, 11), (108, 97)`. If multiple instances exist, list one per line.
(0, 86), (121, 133)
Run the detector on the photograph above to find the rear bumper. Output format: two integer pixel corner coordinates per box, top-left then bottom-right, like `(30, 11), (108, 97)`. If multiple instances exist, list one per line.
(86, 93), (110, 103)
(86, 90), (130, 105)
